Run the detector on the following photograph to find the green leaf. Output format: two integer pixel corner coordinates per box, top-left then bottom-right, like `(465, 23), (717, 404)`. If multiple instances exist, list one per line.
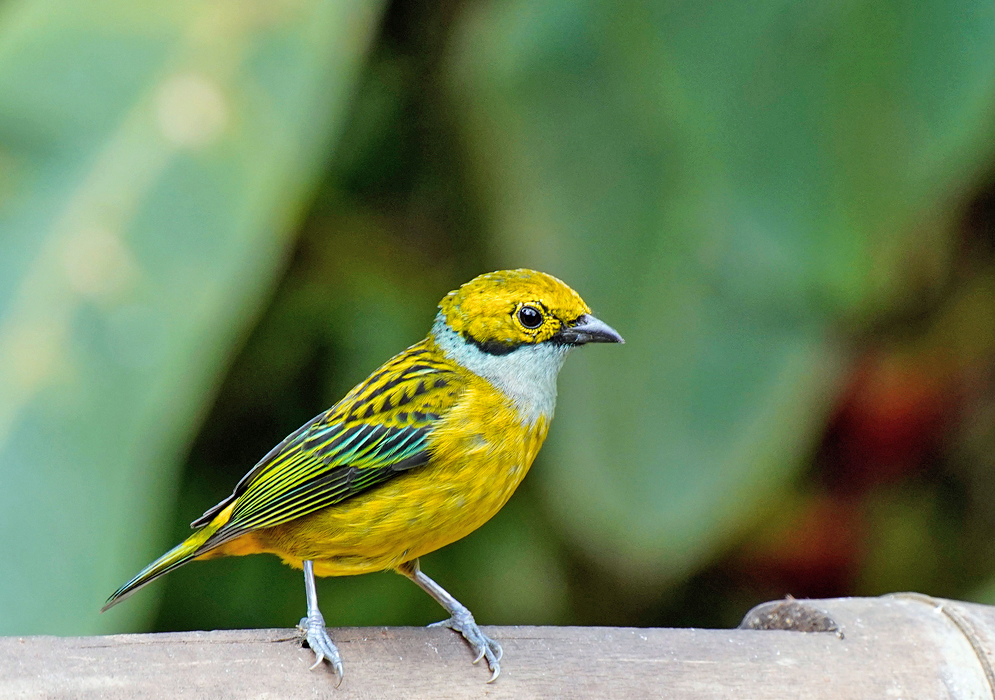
(450, 0), (995, 578)
(0, 0), (384, 635)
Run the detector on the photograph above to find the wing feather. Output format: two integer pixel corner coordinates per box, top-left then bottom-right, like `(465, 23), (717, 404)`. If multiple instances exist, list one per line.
(194, 341), (463, 548)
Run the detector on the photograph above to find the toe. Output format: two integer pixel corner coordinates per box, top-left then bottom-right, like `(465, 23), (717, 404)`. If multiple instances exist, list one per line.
(429, 614), (502, 681)
(302, 622), (343, 678)
(482, 638), (501, 681)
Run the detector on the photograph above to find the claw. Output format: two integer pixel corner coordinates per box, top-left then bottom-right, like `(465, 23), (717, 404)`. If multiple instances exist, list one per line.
(298, 612), (344, 683)
(431, 611), (502, 681)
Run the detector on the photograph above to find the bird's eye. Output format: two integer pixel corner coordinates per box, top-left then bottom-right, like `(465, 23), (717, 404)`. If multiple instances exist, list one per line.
(517, 305), (544, 329)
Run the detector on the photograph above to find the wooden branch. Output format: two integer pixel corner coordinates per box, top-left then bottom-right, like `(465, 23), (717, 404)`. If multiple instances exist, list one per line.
(3, 594), (994, 699)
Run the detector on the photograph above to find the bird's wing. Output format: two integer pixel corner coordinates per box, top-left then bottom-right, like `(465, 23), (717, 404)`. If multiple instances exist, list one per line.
(195, 342), (463, 548)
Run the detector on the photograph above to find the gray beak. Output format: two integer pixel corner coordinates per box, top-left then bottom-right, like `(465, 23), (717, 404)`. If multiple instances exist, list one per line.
(555, 313), (625, 346)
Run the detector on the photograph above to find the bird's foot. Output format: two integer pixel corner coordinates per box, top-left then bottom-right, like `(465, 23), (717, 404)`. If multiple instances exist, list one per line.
(430, 608), (502, 682)
(297, 612), (344, 682)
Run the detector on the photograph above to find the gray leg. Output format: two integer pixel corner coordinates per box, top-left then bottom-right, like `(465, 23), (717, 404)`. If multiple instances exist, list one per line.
(297, 560), (343, 681)
(398, 559), (502, 682)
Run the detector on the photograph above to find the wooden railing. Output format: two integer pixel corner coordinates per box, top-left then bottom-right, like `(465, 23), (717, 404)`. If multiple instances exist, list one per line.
(3, 594), (993, 698)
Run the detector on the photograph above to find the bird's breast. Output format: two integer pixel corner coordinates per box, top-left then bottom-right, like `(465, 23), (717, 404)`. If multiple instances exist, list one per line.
(424, 377), (550, 522)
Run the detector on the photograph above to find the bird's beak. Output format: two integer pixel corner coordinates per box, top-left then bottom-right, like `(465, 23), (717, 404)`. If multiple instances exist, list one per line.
(555, 313), (625, 346)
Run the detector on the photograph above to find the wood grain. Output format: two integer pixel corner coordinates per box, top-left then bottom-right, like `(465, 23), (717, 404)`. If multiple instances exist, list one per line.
(2, 595), (994, 699)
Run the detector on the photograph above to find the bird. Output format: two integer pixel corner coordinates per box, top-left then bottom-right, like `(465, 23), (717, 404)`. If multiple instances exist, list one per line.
(102, 268), (623, 683)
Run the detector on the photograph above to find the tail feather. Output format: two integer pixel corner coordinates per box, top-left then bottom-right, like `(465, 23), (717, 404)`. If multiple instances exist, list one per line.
(101, 518), (225, 612)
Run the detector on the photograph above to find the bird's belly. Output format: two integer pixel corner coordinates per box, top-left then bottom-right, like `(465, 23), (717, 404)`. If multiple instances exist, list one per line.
(257, 413), (549, 576)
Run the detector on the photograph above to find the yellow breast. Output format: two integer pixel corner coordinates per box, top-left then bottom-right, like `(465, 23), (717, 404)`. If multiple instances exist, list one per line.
(250, 372), (549, 576)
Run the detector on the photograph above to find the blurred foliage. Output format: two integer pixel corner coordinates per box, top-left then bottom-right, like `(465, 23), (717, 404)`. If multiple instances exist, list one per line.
(0, 0), (385, 635)
(450, 0), (995, 587)
(5, 0), (995, 641)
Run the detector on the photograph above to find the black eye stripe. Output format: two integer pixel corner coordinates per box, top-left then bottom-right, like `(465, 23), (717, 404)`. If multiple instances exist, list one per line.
(517, 305), (544, 329)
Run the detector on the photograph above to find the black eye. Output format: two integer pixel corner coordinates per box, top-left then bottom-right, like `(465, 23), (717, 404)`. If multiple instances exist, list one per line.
(517, 305), (544, 329)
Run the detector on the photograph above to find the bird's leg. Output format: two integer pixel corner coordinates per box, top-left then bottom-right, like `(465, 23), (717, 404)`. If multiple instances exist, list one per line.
(297, 560), (344, 681)
(397, 558), (502, 682)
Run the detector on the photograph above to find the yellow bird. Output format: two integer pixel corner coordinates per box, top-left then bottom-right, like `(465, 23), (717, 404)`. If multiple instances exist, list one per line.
(103, 269), (623, 682)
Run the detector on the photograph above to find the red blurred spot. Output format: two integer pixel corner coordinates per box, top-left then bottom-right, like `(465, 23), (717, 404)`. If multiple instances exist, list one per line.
(734, 493), (865, 599)
(820, 351), (953, 493)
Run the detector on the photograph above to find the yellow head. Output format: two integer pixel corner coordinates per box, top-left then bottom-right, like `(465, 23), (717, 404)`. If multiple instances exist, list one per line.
(437, 269), (620, 354)
(432, 269), (623, 422)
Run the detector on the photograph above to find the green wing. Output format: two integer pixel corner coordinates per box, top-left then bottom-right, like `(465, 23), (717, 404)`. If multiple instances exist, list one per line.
(194, 342), (462, 549)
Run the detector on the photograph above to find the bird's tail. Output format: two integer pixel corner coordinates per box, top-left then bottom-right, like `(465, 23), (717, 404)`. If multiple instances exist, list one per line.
(101, 508), (231, 612)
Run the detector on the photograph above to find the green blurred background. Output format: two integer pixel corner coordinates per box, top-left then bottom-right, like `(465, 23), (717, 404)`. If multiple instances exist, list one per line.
(4, 0), (995, 637)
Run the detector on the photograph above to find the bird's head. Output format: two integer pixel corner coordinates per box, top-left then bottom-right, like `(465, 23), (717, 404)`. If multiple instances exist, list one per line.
(431, 269), (623, 421)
